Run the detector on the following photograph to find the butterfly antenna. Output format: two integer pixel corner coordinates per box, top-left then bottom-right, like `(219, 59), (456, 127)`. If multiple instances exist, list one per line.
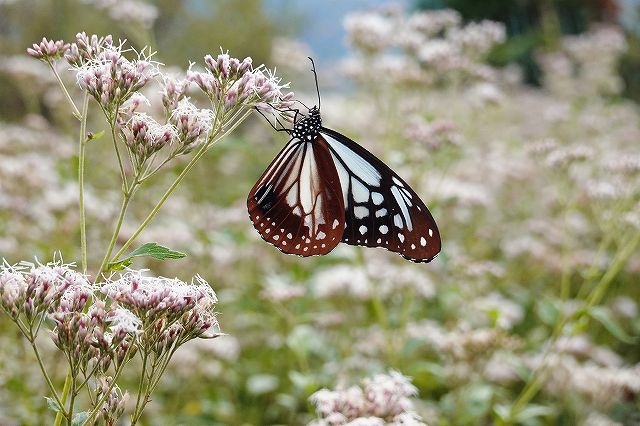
(308, 57), (321, 111)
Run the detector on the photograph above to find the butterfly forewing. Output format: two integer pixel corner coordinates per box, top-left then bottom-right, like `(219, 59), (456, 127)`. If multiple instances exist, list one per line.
(320, 128), (441, 262)
(247, 135), (345, 257)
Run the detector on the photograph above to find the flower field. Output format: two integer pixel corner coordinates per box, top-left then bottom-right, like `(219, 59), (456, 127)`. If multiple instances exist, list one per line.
(0, 2), (638, 425)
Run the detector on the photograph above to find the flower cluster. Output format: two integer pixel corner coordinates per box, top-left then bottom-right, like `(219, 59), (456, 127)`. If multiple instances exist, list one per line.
(65, 32), (114, 67)
(538, 26), (627, 97)
(343, 8), (505, 86)
(404, 118), (461, 150)
(101, 271), (220, 343)
(121, 113), (176, 167)
(187, 51), (295, 120)
(0, 259), (90, 322)
(73, 42), (158, 119)
(95, 377), (129, 424)
(309, 371), (427, 426)
(26, 38), (69, 62)
(169, 99), (214, 154)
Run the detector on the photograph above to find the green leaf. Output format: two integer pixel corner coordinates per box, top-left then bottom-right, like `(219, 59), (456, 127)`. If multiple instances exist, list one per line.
(107, 258), (133, 272)
(107, 243), (186, 271)
(514, 404), (556, 422)
(588, 306), (636, 344)
(45, 396), (61, 413)
(72, 412), (89, 426)
(87, 130), (105, 142)
(128, 242), (187, 260)
(536, 299), (559, 326)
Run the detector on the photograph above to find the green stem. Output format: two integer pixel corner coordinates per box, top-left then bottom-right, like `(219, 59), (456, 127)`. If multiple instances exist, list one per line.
(78, 93), (90, 274)
(131, 351), (150, 425)
(111, 119), (129, 193)
(54, 371), (72, 426)
(29, 337), (67, 421)
(110, 109), (253, 263)
(67, 376), (77, 426)
(96, 192), (133, 280)
(48, 61), (81, 120)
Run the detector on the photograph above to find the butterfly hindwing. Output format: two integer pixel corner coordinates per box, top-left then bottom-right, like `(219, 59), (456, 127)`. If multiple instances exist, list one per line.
(247, 135), (345, 257)
(319, 128), (441, 262)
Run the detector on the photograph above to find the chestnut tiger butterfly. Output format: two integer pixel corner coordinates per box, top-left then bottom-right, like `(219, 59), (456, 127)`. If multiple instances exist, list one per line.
(248, 58), (441, 263)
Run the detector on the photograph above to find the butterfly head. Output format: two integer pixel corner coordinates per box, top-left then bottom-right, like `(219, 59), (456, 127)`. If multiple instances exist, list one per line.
(291, 106), (322, 141)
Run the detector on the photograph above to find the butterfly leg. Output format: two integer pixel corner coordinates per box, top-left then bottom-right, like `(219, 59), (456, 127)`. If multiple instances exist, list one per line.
(256, 107), (295, 133)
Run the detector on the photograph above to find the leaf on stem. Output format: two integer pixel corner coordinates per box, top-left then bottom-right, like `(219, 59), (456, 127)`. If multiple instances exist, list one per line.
(72, 412), (89, 426)
(45, 396), (62, 413)
(107, 242), (187, 271)
(587, 306), (636, 344)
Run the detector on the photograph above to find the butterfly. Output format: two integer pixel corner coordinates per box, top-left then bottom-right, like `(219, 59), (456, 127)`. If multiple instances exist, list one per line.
(248, 58), (441, 263)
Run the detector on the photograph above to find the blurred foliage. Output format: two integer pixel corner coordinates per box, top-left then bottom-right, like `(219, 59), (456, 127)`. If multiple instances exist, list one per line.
(415, 0), (640, 102)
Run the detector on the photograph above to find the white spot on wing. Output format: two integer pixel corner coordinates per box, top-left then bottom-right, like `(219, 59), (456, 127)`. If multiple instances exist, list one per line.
(379, 225), (388, 234)
(420, 237), (426, 246)
(375, 208), (387, 218)
(372, 192), (384, 205)
(359, 225), (367, 235)
(398, 233), (405, 243)
(332, 219), (340, 229)
(429, 228), (433, 237)
(394, 214), (403, 229)
(354, 206), (369, 219)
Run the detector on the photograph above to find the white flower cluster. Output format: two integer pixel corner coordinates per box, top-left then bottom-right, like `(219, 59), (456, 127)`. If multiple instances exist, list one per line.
(309, 370), (427, 426)
(538, 26), (628, 97)
(343, 8), (506, 86)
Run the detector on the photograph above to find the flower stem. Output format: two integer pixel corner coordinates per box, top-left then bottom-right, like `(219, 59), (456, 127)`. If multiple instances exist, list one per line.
(131, 351), (150, 425)
(26, 332), (68, 423)
(54, 371), (72, 426)
(78, 93), (90, 274)
(96, 192), (133, 280)
(111, 117), (129, 193)
(48, 61), (81, 120)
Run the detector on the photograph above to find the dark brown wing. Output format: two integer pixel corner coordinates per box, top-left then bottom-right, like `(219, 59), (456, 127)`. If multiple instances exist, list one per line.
(320, 128), (441, 263)
(247, 135), (345, 257)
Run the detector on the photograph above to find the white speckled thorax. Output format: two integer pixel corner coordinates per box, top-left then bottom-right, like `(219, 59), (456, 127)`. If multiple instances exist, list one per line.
(291, 107), (322, 141)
